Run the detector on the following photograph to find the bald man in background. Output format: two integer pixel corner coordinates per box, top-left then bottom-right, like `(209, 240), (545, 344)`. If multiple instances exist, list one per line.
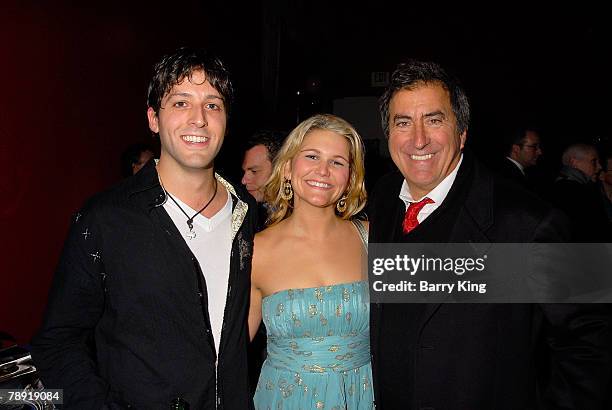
(551, 143), (609, 241)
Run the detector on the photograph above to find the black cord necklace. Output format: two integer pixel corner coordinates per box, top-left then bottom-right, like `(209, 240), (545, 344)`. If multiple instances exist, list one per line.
(160, 177), (218, 239)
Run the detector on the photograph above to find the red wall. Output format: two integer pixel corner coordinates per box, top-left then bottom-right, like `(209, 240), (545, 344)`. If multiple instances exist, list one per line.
(0, 2), (212, 344)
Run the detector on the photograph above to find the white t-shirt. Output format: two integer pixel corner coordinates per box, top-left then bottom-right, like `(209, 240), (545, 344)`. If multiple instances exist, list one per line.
(163, 189), (233, 354)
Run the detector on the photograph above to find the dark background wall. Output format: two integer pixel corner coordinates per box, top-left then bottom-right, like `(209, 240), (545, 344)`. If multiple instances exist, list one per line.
(1, 1), (610, 344)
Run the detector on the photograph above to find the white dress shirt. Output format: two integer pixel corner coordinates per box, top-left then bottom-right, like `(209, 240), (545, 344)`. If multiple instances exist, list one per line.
(398, 154), (463, 223)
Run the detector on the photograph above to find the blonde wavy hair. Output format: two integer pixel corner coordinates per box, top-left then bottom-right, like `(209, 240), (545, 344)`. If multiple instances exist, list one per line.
(265, 114), (367, 226)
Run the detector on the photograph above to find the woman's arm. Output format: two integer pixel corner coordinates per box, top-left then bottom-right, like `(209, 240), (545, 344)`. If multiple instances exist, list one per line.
(248, 234), (264, 341)
(248, 285), (263, 341)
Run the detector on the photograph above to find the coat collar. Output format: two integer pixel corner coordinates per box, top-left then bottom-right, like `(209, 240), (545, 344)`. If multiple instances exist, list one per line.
(125, 159), (166, 209)
(419, 149), (494, 331)
(377, 149), (494, 241)
(450, 149), (494, 239)
(126, 160), (250, 241)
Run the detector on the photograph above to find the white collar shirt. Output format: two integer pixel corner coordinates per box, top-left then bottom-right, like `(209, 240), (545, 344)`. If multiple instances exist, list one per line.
(398, 154), (463, 223)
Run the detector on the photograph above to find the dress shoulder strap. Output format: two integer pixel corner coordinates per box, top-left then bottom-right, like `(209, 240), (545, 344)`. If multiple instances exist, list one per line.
(351, 219), (368, 249)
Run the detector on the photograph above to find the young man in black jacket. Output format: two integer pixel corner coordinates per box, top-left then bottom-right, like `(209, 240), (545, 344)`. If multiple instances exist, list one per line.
(32, 47), (257, 409)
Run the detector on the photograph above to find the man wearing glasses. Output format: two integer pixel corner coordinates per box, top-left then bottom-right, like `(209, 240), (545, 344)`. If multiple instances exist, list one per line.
(499, 126), (543, 188)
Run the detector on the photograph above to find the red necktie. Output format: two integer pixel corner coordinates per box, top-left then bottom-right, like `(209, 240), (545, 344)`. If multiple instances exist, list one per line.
(402, 197), (434, 234)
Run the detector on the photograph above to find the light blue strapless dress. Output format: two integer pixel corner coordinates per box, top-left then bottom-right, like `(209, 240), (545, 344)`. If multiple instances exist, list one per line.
(254, 281), (373, 409)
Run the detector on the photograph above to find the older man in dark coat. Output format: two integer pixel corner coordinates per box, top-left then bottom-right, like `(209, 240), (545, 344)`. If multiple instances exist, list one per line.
(369, 60), (611, 410)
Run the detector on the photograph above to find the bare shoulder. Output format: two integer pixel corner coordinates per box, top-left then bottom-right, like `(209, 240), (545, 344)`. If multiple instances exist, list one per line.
(254, 221), (285, 251)
(252, 222), (286, 286)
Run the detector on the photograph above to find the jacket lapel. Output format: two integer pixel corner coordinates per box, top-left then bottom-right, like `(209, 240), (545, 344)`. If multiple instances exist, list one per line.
(418, 152), (494, 331)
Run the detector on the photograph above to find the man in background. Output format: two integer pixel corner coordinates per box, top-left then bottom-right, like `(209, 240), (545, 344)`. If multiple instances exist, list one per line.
(551, 143), (609, 241)
(241, 130), (283, 231)
(120, 142), (155, 177)
(498, 126), (542, 188)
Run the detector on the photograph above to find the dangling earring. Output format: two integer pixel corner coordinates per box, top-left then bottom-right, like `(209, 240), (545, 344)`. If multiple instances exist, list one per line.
(336, 195), (347, 213)
(281, 179), (293, 201)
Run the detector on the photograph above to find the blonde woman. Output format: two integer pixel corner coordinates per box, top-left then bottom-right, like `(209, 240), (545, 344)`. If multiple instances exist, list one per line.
(249, 114), (372, 409)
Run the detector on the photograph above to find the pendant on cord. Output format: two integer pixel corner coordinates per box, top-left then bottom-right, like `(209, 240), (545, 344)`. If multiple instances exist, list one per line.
(186, 220), (197, 240)
(158, 176), (219, 242)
